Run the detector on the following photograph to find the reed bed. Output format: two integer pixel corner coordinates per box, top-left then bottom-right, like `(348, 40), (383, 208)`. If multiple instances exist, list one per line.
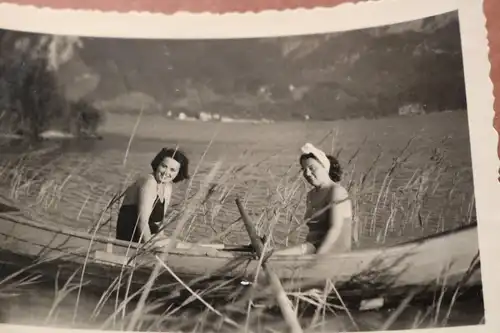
(0, 119), (480, 332)
(0, 132), (475, 248)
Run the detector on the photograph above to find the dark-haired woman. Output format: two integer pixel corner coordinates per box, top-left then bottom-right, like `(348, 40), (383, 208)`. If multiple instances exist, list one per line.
(116, 147), (190, 246)
(274, 143), (353, 256)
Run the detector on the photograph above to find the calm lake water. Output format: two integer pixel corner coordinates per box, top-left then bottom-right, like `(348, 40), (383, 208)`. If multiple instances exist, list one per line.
(0, 111), (476, 247)
(0, 111), (485, 331)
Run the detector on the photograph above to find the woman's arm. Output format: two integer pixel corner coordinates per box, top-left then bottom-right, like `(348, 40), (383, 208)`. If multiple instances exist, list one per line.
(316, 186), (350, 255)
(137, 176), (158, 242)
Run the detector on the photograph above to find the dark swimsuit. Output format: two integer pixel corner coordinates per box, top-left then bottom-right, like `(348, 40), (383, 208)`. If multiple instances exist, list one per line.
(304, 188), (352, 253)
(116, 196), (165, 243)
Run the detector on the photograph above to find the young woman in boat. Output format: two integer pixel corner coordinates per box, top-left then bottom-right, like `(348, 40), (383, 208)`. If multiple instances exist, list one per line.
(115, 147), (190, 247)
(273, 143), (353, 256)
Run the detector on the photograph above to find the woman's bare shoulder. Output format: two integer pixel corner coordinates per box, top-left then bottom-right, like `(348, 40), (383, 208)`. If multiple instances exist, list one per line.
(331, 183), (349, 201)
(136, 174), (157, 190)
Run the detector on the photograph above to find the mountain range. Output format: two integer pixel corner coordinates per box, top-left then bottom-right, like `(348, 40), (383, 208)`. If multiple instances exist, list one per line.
(1, 10), (466, 129)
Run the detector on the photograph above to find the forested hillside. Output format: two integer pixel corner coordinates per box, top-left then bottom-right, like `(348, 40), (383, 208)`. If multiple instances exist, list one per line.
(0, 11), (465, 137)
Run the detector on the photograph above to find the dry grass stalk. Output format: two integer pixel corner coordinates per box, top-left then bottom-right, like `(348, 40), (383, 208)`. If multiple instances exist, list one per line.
(155, 255), (241, 329)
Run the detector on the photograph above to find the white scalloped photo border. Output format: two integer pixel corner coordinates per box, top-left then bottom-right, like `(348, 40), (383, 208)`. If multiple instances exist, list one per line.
(0, 0), (474, 39)
(0, 1), (497, 333)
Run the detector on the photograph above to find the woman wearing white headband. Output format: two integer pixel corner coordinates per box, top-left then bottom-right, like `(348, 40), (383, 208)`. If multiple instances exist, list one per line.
(273, 143), (353, 256)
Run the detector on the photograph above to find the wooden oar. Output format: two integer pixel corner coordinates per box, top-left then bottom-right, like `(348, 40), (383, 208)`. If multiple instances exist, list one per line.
(235, 198), (303, 333)
(173, 242), (253, 252)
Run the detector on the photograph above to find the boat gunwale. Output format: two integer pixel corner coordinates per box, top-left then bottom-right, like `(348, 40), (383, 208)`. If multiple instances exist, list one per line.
(0, 206), (479, 263)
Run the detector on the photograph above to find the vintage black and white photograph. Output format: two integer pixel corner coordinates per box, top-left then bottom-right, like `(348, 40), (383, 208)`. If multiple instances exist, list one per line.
(0, 5), (487, 333)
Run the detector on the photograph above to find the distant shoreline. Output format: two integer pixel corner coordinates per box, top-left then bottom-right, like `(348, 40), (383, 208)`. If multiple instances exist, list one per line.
(99, 109), (467, 141)
(0, 110), (468, 150)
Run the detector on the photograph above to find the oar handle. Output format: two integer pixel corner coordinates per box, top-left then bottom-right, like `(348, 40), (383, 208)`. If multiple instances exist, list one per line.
(235, 198), (265, 256)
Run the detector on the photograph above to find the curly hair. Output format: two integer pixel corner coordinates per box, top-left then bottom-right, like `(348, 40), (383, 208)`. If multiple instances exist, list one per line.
(299, 153), (343, 182)
(150, 148), (190, 183)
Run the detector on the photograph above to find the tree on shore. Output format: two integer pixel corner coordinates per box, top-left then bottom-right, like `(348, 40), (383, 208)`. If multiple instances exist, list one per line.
(0, 31), (104, 140)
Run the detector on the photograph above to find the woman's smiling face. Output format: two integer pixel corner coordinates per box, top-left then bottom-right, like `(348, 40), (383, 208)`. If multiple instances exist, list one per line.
(154, 157), (180, 184)
(301, 157), (331, 188)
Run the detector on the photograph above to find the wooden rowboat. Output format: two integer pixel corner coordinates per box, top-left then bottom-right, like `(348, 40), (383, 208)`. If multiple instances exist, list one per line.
(0, 195), (482, 306)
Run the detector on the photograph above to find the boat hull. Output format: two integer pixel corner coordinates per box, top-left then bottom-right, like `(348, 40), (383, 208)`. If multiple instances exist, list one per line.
(0, 197), (482, 304)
